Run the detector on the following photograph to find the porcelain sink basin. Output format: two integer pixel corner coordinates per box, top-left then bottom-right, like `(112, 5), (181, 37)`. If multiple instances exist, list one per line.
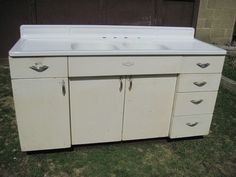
(71, 41), (170, 51)
(118, 42), (170, 50)
(71, 42), (116, 51)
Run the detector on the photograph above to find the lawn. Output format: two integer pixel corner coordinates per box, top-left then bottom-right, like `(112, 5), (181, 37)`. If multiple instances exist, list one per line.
(223, 55), (236, 81)
(0, 65), (236, 177)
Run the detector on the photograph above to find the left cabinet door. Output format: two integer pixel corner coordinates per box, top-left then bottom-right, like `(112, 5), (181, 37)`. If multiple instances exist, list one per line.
(11, 78), (71, 151)
(70, 77), (124, 145)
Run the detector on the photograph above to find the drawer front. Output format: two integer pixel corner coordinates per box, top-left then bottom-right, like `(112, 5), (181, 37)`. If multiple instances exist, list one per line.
(169, 114), (213, 138)
(9, 57), (67, 79)
(181, 56), (225, 73)
(177, 74), (221, 92)
(174, 92), (217, 116)
(69, 56), (181, 77)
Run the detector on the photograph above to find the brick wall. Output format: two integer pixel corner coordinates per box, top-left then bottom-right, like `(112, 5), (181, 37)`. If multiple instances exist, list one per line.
(196, 0), (236, 45)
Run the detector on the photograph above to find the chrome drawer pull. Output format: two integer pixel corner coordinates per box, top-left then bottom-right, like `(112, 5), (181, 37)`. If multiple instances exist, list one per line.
(62, 80), (66, 96)
(122, 62), (134, 67)
(191, 99), (203, 104)
(129, 76), (133, 91)
(193, 81), (207, 87)
(197, 63), (210, 68)
(186, 122), (198, 127)
(119, 77), (123, 92)
(30, 63), (49, 72)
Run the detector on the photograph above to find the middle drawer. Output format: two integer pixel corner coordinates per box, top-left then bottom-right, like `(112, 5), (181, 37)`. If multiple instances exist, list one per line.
(173, 92), (218, 116)
(69, 56), (181, 76)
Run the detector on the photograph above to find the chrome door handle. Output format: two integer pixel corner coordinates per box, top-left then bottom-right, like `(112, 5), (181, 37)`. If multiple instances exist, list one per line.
(193, 81), (207, 87)
(122, 62), (134, 67)
(191, 99), (203, 104)
(119, 77), (123, 92)
(197, 63), (210, 68)
(30, 63), (49, 72)
(129, 76), (132, 91)
(62, 80), (66, 96)
(186, 122), (198, 127)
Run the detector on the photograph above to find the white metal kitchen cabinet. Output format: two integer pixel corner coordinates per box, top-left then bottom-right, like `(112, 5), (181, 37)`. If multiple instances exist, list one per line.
(122, 76), (176, 140)
(12, 78), (71, 151)
(70, 77), (125, 144)
(9, 25), (227, 151)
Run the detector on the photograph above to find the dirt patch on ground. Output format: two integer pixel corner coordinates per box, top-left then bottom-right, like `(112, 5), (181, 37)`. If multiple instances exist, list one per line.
(0, 169), (15, 177)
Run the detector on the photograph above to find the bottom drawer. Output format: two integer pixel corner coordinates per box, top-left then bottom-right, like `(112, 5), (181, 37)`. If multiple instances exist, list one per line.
(169, 114), (213, 138)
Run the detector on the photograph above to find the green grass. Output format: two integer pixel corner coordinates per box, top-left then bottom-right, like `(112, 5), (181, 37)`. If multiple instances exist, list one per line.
(223, 55), (236, 81)
(0, 65), (236, 177)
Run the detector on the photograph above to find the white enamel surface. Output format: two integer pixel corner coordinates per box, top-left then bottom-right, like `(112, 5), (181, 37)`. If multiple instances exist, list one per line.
(70, 77), (124, 145)
(181, 56), (225, 73)
(122, 76), (176, 140)
(9, 25), (226, 57)
(12, 78), (71, 151)
(173, 92), (218, 116)
(169, 114), (212, 138)
(177, 74), (221, 92)
(68, 56), (181, 77)
(9, 57), (67, 79)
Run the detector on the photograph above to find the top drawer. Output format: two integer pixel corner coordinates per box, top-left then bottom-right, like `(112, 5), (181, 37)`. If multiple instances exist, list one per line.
(69, 56), (181, 77)
(181, 56), (225, 74)
(9, 57), (67, 79)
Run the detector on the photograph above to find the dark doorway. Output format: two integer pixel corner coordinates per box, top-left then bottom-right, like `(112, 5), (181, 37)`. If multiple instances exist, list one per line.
(0, 0), (200, 62)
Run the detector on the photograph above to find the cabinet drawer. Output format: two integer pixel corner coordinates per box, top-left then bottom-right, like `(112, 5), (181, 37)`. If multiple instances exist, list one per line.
(177, 74), (221, 92)
(174, 92), (217, 116)
(181, 56), (224, 74)
(69, 56), (181, 76)
(169, 114), (212, 138)
(9, 57), (67, 79)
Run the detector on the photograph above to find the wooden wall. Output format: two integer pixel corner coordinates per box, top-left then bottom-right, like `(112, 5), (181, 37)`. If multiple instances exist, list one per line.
(0, 0), (199, 61)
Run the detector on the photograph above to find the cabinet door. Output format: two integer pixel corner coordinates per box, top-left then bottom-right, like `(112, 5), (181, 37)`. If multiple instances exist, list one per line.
(12, 78), (70, 151)
(70, 77), (124, 144)
(123, 76), (176, 140)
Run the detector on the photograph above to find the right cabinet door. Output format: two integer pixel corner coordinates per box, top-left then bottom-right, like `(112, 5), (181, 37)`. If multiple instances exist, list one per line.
(123, 76), (176, 140)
